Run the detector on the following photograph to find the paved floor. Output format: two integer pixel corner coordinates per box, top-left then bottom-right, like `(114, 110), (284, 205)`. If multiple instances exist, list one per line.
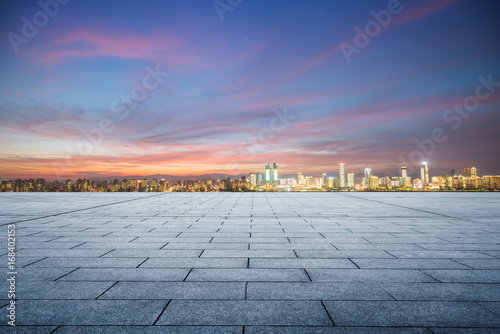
(1, 192), (500, 333)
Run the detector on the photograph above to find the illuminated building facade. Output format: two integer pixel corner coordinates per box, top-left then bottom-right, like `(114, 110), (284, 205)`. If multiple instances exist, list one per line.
(339, 162), (345, 188)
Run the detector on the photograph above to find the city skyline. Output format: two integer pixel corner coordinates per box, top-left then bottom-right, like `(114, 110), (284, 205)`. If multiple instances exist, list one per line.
(1, 1), (500, 179)
(1, 159), (497, 182)
(3, 161), (499, 192)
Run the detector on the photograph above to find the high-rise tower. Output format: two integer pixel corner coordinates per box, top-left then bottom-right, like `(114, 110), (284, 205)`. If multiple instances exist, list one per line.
(297, 172), (304, 186)
(421, 162), (429, 185)
(364, 167), (372, 179)
(257, 172), (263, 185)
(265, 163), (271, 183)
(273, 163), (278, 184)
(347, 173), (354, 188)
(339, 162), (345, 188)
(401, 165), (407, 178)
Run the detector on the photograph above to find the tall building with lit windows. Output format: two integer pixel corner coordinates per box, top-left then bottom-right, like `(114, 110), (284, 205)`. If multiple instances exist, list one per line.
(249, 173), (257, 188)
(339, 162), (345, 188)
(265, 163), (272, 183)
(421, 162), (429, 186)
(297, 172), (304, 185)
(257, 172), (263, 185)
(273, 163), (278, 184)
(364, 167), (372, 179)
(347, 173), (354, 188)
(401, 165), (407, 178)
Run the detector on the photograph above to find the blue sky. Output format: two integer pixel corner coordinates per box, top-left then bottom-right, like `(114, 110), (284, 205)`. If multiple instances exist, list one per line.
(0, 0), (499, 179)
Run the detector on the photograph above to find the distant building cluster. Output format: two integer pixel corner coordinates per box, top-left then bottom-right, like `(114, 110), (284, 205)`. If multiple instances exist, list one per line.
(0, 177), (250, 193)
(246, 162), (499, 191)
(2, 163), (499, 192)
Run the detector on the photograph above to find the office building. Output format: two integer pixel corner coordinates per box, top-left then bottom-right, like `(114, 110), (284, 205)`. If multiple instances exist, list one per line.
(401, 165), (407, 178)
(297, 172), (304, 186)
(421, 162), (429, 186)
(369, 176), (379, 190)
(339, 162), (345, 188)
(364, 167), (372, 179)
(249, 173), (257, 188)
(347, 173), (354, 188)
(257, 172), (263, 185)
(265, 163), (271, 183)
(273, 163), (278, 184)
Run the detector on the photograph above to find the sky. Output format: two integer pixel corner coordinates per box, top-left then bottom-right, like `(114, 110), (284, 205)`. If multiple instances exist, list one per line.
(1, 0), (499, 180)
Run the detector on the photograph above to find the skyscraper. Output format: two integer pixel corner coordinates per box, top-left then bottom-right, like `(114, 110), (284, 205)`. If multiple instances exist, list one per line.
(273, 163), (278, 184)
(347, 173), (354, 188)
(401, 165), (407, 178)
(471, 167), (477, 177)
(249, 173), (257, 187)
(364, 167), (372, 179)
(265, 163), (271, 183)
(257, 172), (263, 185)
(463, 168), (472, 177)
(297, 172), (304, 186)
(421, 162), (429, 185)
(339, 162), (345, 188)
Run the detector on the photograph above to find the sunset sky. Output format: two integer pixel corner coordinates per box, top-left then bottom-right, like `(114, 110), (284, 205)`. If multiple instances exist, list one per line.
(1, 0), (499, 180)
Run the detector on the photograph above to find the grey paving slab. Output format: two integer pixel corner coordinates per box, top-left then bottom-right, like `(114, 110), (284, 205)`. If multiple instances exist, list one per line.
(431, 329), (500, 334)
(249, 258), (357, 269)
(249, 243), (336, 250)
(245, 327), (434, 333)
(13, 300), (167, 325)
(247, 282), (393, 300)
(73, 242), (167, 249)
(295, 250), (395, 258)
(59, 268), (190, 281)
(28, 257), (147, 268)
(101, 249), (203, 258)
(186, 269), (310, 281)
(17, 248), (111, 257)
(17, 281), (114, 299)
(307, 269), (437, 282)
(324, 301), (500, 327)
(0, 326), (59, 333)
(387, 250), (496, 259)
(162, 242), (249, 250)
(201, 250), (296, 258)
(1, 192), (499, 330)
(53, 326), (243, 333)
(352, 259), (470, 269)
(12, 267), (78, 281)
(380, 283), (500, 301)
(333, 243), (425, 250)
(140, 257), (247, 268)
(478, 302), (500, 316)
(156, 300), (333, 325)
(423, 270), (500, 283)
(100, 282), (245, 299)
